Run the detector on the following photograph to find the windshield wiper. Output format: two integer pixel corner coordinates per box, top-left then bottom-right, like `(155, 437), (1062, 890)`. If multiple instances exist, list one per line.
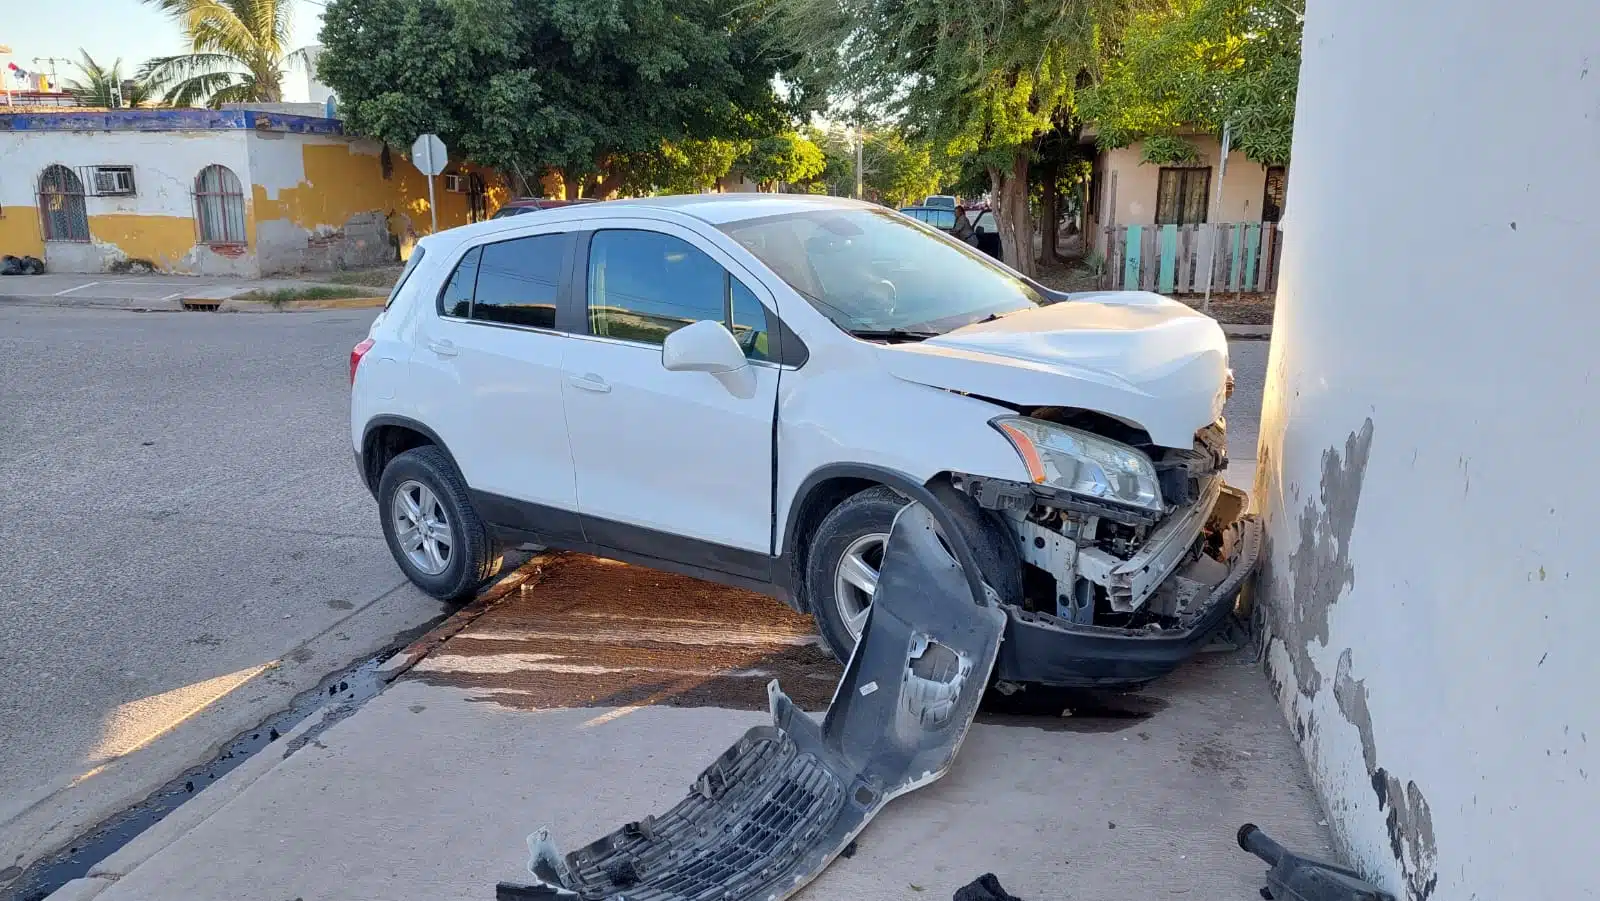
(846, 328), (940, 343)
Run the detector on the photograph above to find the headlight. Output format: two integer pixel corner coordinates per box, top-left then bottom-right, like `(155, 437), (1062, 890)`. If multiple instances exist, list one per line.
(992, 416), (1162, 511)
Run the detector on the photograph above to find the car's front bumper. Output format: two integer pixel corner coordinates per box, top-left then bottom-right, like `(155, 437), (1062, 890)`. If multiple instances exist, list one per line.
(995, 513), (1262, 688)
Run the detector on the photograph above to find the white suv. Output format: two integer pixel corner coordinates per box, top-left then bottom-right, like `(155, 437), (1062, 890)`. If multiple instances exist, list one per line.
(351, 194), (1260, 688)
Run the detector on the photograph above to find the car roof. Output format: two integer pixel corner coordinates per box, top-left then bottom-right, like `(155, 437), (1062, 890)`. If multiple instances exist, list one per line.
(504, 197), (594, 207)
(594, 192), (877, 225)
(421, 193), (881, 252)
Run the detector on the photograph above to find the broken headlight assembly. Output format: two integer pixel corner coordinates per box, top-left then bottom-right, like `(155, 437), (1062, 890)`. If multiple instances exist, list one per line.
(992, 416), (1162, 512)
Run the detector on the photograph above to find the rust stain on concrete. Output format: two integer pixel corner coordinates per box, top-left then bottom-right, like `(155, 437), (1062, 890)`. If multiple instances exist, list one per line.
(406, 555), (841, 712)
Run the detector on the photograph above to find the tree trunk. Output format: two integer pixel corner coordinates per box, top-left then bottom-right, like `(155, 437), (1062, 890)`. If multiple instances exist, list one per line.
(562, 173), (581, 201)
(1038, 157), (1060, 266)
(989, 151), (1036, 278)
(593, 170), (624, 200)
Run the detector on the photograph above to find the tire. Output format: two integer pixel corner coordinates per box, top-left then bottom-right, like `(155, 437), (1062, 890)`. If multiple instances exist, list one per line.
(803, 481), (1021, 663)
(377, 445), (503, 603)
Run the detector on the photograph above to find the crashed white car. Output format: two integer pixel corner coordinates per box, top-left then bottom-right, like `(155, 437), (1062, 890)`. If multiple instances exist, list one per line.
(350, 193), (1259, 688)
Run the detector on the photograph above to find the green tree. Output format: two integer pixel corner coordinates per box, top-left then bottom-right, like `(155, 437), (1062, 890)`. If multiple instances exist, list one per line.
(62, 51), (150, 108)
(1080, 0), (1303, 165)
(803, 123), (952, 207)
(775, 0), (1136, 275)
(620, 138), (747, 195)
(318, 0), (794, 197)
(736, 132), (825, 190)
(138, 0), (307, 107)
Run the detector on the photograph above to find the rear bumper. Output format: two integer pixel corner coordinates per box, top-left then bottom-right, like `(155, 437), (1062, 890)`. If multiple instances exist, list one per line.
(995, 514), (1262, 688)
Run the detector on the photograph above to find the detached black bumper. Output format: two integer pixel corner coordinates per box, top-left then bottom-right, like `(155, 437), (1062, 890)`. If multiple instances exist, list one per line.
(995, 515), (1262, 688)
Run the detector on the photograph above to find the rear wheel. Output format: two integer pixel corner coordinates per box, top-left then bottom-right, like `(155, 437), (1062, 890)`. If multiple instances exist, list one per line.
(378, 446), (502, 602)
(803, 482), (1020, 663)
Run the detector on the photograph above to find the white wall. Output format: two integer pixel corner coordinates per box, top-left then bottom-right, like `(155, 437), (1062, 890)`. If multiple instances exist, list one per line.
(0, 129), (254, 275)
(1255, 1), (1600, 899)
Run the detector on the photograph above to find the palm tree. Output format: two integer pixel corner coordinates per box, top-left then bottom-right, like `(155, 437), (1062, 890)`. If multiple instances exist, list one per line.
(63, 51), (151, 108)
(138, 0), (308, 108)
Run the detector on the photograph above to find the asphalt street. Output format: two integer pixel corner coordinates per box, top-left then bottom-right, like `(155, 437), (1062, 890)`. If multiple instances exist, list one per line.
(0, 303), (446, 882)
(1225, 335), (1267, 487)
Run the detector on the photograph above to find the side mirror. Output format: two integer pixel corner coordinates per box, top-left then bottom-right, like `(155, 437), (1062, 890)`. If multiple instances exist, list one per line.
(662, 319), (749, 374)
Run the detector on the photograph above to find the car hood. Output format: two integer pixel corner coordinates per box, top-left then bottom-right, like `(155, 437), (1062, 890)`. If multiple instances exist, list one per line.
(876, 291), (1229, 448)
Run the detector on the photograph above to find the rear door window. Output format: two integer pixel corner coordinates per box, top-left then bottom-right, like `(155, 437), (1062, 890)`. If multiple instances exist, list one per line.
(472, 234), (567, 328)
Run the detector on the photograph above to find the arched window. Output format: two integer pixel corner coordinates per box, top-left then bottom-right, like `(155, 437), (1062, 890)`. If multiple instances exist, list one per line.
(38, 165), (89, 242)
(194, 165), (246, 245)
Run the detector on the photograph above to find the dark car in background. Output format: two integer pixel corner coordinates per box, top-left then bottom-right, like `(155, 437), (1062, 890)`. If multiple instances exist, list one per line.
(490, 197), (599, 219)
(898, 205), (1002, 261)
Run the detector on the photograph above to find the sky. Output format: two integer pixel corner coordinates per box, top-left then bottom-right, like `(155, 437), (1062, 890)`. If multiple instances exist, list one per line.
(1, 0), (325, 102)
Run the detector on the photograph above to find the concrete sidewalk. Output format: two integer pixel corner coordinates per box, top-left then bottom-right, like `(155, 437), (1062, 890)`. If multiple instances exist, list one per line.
(0, 273), (385, 312)
(52, 555), (1332, 901)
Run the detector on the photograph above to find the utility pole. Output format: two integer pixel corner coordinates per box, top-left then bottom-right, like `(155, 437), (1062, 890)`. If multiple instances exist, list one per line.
(854, 127), (864, 200)
(1201, 120), (1231, 315)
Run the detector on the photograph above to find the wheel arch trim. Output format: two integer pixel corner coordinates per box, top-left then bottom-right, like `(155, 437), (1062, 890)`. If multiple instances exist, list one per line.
(359, 415), (463, 496)
(778, 463), (988, 611)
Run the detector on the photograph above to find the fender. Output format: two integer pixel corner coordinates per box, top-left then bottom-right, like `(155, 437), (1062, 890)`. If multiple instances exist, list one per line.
(358, 415), (464, 496)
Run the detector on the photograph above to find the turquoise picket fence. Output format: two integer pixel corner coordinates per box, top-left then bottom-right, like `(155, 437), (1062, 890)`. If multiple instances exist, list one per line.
(1101, 222), (1282, 294)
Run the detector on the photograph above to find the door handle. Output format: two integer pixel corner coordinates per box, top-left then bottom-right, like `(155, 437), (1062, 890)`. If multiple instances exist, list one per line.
(426, 338), (458, 358)
(568, 373), (611, 394)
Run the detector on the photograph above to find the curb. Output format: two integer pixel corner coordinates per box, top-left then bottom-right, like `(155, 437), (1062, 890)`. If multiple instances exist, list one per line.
(212, 296), (386, 313)
(42, 557), (556, 901)
(377, 551), (560, 680)
(1221, 323), (1272, 339)
(72, 705), (338, 897)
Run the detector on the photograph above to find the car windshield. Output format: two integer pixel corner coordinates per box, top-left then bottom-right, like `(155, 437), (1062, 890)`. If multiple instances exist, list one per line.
(719, 208), (1045, 336)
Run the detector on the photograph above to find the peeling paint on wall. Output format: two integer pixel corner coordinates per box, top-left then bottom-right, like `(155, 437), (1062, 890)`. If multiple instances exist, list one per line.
(1258, 419), (1439, 901)
(248, 135), (506, 275)
(3, 113), (510, 276)
(1274, 419), (1373, 696)
(0, 129), (255, 274)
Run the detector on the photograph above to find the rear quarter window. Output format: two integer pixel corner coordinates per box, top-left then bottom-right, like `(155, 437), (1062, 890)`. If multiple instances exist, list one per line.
(385, 247), (426, 309)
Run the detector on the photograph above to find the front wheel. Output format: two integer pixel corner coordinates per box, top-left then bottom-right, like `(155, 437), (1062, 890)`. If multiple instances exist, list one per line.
(803, 483), (1020, 663)
(377, 446), (502, 603)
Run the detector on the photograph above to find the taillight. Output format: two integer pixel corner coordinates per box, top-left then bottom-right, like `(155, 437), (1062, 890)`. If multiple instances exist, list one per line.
(350, 338), (375, 386)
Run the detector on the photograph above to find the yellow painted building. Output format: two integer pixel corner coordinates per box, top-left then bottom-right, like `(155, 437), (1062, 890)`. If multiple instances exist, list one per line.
(0, 108), (508, 276)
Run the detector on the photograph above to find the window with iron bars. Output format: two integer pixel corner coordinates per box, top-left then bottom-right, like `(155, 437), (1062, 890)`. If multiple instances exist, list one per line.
(38, 164), (90, 242)
(193, 164), (247, 245)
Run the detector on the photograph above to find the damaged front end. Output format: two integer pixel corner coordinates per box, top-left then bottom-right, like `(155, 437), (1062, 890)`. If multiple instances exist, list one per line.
(499, 501), (1006, 901)
(959, 417), (1262, 688)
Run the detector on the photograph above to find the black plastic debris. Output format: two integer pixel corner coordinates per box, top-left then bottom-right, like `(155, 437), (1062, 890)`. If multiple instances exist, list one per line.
(0, 255), (46, 275)
(498, 498), (1007, 901)
(952, 873), (1027, 901)
(1238, 824), (1395, 901)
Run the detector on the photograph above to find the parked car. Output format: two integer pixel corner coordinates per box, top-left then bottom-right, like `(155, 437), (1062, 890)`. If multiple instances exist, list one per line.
(899, 205), (1003, 260)
(351, 194), (1257, 688)
(490, 197), (597, 219)
(922, 194), (958, 209)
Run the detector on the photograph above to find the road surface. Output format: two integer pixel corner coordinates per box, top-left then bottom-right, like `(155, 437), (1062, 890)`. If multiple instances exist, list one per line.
(0, 302), (445, 883)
